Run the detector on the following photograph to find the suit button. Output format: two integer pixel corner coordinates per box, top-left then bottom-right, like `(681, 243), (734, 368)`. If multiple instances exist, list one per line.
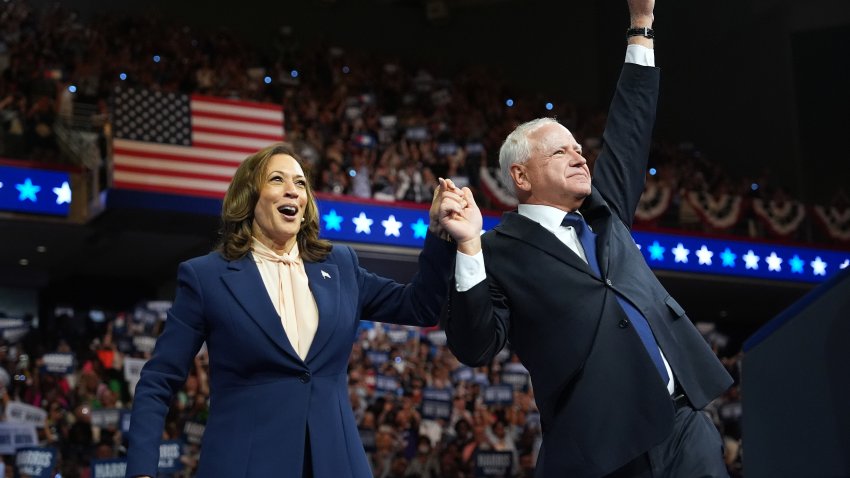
(606, 278), (613, 287)
(618, 318), (630, 328)
(299, 372), (311, 383)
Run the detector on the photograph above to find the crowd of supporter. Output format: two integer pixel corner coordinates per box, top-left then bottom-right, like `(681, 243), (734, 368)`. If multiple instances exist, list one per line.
(0, 303), (744, 477)
(1, 1), (847, 246)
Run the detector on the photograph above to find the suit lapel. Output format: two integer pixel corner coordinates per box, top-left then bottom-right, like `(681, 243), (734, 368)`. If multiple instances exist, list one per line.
(303, 261), (340, 363)
(221, 254), (302, 363)
(582, 187), (615, 278)
(495, 212), (597, 278)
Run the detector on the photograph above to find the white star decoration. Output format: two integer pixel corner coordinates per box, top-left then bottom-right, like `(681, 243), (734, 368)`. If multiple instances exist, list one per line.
(672, 243), (690, 263)
(352, 212), (373, 234)
(765, 252), (783, 272)
(810, 257), (827, 276)
(743, 250), (760, 270)
(382, 215), (402, 237)
(53, 181), (72, 205)
(841, 259), (849, 270)
(695, 245), (713, 265)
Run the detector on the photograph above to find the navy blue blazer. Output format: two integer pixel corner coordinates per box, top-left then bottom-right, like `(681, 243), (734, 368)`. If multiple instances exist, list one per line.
(126, 232), (454, 477)
(444, 64), (733, 477)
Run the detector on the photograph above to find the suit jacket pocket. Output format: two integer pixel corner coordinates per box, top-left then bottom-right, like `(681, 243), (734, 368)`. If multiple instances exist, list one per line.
(664, 295), (686, 319)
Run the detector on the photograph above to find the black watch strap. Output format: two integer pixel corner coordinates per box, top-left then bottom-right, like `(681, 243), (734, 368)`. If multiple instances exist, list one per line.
(626, 27), (655, 40)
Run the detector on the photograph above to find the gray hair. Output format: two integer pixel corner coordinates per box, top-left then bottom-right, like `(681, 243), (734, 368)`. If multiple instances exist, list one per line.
(498, 117), (561, 197)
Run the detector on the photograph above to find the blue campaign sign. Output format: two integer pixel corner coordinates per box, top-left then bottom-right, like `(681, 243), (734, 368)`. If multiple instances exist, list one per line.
(473, 450), (513, 477)
(157, 440), (184, 474)
(451, 366), (474, 384)
(41, 352), (75, 375)
(91, 459), (127, 478)
(420, 388), (452, 420)
(374, 374), (400, 397)
(0, 164), (71, 216)
(15, 447), (56, 478)
(482, 385), (514, 406)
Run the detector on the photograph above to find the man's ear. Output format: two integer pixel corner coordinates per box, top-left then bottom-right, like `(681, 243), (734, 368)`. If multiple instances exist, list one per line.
(510, 163), (531, 192)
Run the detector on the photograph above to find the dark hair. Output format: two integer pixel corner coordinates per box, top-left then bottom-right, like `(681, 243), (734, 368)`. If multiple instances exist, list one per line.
(217, 143), (332, 262)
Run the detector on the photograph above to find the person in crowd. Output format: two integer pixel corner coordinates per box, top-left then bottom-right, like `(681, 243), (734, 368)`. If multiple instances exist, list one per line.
(441, 0), (733, 476)
(126, 142), (481, 477)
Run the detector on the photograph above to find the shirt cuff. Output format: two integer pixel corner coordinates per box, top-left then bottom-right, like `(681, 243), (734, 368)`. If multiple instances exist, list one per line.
(455, 250), (486, 292)
(625, 44), (655, 67)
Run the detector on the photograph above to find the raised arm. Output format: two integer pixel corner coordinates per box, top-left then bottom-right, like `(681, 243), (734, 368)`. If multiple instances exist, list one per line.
(590, 0), (660, 227)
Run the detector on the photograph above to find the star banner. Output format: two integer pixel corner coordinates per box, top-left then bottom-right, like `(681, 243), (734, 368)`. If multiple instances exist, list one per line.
(102, 189), (850, 284)
(317, 197), (501, 248)
(0, 164), (71, 216)
(634, 231), (849, 284)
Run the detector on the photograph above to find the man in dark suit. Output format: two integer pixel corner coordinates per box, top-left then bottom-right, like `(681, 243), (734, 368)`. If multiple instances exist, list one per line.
(438, 0), (733, 476)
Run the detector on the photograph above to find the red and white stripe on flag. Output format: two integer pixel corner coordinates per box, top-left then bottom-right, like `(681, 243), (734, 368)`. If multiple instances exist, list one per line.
(113, 94), (285, 199)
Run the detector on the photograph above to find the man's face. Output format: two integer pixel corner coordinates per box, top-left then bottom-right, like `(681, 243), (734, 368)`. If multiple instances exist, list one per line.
(514, 122), (591, 211)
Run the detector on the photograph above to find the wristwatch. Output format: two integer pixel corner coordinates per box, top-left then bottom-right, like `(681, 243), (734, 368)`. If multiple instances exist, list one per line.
(626, 27), (655, 39)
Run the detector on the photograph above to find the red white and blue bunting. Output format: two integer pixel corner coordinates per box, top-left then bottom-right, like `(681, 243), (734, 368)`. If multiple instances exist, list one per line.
(752, 199), (806, 237)
(635, 183), (672, 222)
(812, 205), (850, 241)
(685, 191), (743, 230)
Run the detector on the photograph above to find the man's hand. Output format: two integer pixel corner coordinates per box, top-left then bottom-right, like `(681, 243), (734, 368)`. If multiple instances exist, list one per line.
(429, 178), (482, 255)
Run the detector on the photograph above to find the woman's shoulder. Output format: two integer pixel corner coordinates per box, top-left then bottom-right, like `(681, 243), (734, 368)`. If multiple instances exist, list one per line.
(182, 250), (231, 271)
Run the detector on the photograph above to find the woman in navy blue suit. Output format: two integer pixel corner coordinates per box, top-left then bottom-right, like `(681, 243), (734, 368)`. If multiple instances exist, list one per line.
(126, 143), (483, 477)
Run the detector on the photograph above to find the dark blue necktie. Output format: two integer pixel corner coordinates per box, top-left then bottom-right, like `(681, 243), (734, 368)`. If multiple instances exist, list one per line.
(562, 212), (669, 383)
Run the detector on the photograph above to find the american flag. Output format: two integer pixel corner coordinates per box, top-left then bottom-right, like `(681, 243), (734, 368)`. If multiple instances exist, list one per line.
(112, 87), (285, 198)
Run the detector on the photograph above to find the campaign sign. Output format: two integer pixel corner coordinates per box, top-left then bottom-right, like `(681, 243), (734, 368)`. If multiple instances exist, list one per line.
(121, 410), (132, 434)
(451, 366), (474, 383)
(366, 351), (389, 367)
(359, 428), (376, 453)
(157, 440), (183, 473)
(91, 459), (127, 478)
(482, 385), (514, 406)
(386, 328), (410, 344)
(420, 388), (452, 420)
(473, 450), (513, 477)
(426, 330), (447, 346)
(124, 357), (147, 397)
(124, 357), (147, 381)
(374, 374), (400, 397)
(41, 353), (74, 374)
(90, 408), (122, 429)
(473, 372), (490, 386)
(0, 318), (30, 344)
(183, 421), (206, 445)
(0, 423), (38, 454)
(5, 402), (47, 427)
(15, 447), (56, 478)
(501, 363), (530, 391)
(132, 335), (157, 354)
